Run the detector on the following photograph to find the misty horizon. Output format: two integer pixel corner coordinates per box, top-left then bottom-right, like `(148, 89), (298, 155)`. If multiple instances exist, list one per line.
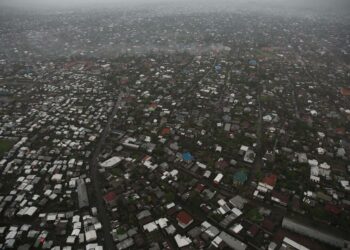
(0, 0), (350, 19)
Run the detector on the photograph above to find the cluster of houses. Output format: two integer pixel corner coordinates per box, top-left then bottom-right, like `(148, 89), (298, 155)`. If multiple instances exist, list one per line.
(0, 6), (350, 250)
(0, 59), (120, 248)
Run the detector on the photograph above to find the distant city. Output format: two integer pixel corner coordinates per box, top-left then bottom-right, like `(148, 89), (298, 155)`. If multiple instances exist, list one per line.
(0, 1), (349, 250)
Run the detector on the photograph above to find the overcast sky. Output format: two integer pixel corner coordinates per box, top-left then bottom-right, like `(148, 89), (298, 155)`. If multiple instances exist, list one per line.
(0, 0), (349, 18)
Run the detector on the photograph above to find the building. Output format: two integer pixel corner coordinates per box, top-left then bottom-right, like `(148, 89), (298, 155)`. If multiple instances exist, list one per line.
(280, 237), (309, 250)
(258, 174), (277, 192)
(340, 87), (350, 96)
(271, 191), (289, 206)
(212, 231), (247, 250)
(182, 152), (193, 162)
(174, 234), (192, 248)
(77, 179), (89, 209)
(213, 173), (223, 185)
(99, 156), (123, 168)
(176, 211), (193, 229)
(103, 191), (118, 207)
(233, 170), (248, 186)
(282, 217), (350, 248)
(229, 195), (248, 210)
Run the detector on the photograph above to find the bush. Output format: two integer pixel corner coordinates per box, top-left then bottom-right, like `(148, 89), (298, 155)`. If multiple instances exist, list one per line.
(246, 208), (263, 222)
(0, 139), (12, 156)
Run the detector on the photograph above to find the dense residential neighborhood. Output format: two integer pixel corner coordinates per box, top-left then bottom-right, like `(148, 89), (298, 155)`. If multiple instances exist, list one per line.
(0, 1), (350, 249)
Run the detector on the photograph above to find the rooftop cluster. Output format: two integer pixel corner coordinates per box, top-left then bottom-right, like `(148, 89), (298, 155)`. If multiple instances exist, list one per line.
(0, 7), (350, 250)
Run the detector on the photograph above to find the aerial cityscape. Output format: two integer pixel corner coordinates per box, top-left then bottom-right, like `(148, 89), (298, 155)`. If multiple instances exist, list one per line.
(0, 0), (349, 249)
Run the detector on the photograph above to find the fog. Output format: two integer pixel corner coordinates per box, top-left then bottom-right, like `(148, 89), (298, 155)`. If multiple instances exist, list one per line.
(1, 0), (350, 18)
(0, 0), (348, 62)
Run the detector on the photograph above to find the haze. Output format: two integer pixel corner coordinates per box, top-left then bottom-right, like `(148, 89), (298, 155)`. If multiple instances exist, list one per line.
(1, 0), (350, 19)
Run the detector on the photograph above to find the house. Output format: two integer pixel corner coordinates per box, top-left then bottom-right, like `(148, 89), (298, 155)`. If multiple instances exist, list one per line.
(212, 231), (247, 249)
(340, 87), (350, 96)
(258, 174), (277, 192)
(324, 203), (342, 215)
(231, 224), (244, 234)
(297, 153), (308, 163)
(319, 162), (331, 178)
(229, 195), (248, 210)
(116, 238), (134, 250)
(136, 210), (152, 224)
(182, 152), (193, 162)
(247, 224), (259, 237)
(142, 156), (158, 171)
(174, 234), (192, 248)
(261, 218), (275, 232)
(213, 173), (223, 185)
(103, 191), (117, 207)
(204, 225), (220, 239)
(239, 145), (249, 156)
(196, 162), (207, 169)
(233, 170), (248, 186)
(271, 191), (289, 206)
(195, 183), (205, 193)
(85, 230), (97, 243)
(203, 170), (211, 178)
(244, 150), (256, 163)
(161, 127), (171, 136)
(224, 123), (231, 132)
(176, 211), (193, 229)
(281, 237), (309, 250)
(143, 222), (158, 233)
(122, 137), (140, 150)
(99, 156), (123, 168)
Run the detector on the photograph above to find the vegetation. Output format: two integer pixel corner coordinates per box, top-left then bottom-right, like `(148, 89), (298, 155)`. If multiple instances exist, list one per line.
(164, 191), (175, 203)
(246, 208), (263, 222)
(0, 139), (12, 156)
(111, 167), (122, 176)
(260, 95), (274, 104)
(309, 207), (329, 222)
(116, 227), (126, 235)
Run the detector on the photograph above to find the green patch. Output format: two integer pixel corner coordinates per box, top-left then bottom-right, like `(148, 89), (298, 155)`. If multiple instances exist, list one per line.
(116, 227), (126, 235)
(309, 207), (329, 222)
(111, 167), (122, 176)
(260, 95), (274, 104)
(0, 139), (12, 156)
(256, 49), (275, 59)
(246, 208), (263, 222)
(164, 192), (175, 203)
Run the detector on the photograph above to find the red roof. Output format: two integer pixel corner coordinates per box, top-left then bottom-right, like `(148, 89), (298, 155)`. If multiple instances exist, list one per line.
(142, 155), (152, 163)
(271, 191), (289, 205)
(176, 211), (193, 225)
(241, 121), (250, 129)
(248, 224), (259, 237)
(103, 191), (117, 203)
(215, 159), (229, 169)
(335, 127), (346, 135)
(262, 174), (277, 187)
(195, 183), (205, 193)
(325, 203), (342, 215)
(149, 102), (158, 109)
(120, 77), (129, 84)
(262, 218), (275, 232)
(161, 127), (171, 136)
(340, 87), (350, 96)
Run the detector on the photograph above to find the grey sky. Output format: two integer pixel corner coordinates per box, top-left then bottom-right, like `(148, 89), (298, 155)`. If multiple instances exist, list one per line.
(0, 0), (349, 18)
